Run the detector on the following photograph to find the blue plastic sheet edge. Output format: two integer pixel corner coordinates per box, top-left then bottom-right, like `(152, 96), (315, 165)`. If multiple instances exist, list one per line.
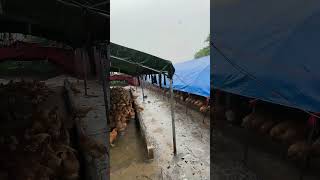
(212, 0), (320, 112)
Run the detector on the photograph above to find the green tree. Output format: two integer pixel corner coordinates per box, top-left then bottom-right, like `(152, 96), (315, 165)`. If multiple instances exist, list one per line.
(194, 34), (210, 59)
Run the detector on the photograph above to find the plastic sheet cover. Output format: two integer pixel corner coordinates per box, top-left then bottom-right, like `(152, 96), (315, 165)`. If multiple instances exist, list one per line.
(147, 56), (210, 97)
(212, 0), (320, 112)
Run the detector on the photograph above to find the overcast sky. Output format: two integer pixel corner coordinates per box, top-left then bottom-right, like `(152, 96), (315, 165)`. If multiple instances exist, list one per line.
(111, 0), (210, 63)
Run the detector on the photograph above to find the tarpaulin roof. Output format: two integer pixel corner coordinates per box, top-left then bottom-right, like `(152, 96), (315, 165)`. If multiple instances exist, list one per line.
(110, 42), (175, 78)
(146, 56), (210, 97)
(212, 0), (320, 112)
(0, 0), (109, 47)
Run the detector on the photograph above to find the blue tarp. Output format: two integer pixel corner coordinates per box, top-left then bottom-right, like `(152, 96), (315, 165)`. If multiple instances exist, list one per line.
(212, 0), (320, 112)
(146, 56), (210, 97)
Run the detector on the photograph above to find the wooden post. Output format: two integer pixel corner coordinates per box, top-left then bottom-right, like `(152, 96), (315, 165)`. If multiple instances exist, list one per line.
(170, 78), (177, 155)
(106, 44), (111, 112)
(100, 46), (110, 125)
(105, 44), (111, 180)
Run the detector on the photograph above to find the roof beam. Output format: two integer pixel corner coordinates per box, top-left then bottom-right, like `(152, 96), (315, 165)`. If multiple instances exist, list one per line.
(0, 0), (3, 14)
(91, 1), (109, 8)
(110, 55), (169, 76)
(55, 0), (109, 18)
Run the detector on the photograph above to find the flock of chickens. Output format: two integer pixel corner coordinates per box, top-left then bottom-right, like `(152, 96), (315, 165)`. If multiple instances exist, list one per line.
(109, 87), (143, 147)
(0, 80), (107, 180)
(241, 109), (320, 160)
(147, 85), (210, 114)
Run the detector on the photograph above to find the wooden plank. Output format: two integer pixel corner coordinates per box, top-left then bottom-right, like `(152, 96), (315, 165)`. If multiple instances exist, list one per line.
(130, 90), (155, 160)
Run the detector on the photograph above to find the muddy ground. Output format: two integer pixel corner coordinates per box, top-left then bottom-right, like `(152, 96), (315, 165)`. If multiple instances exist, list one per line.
(110, 87), (210, 180)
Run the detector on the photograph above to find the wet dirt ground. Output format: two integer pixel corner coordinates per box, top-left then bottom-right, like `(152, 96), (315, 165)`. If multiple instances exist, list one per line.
(110, 86), (210, 180)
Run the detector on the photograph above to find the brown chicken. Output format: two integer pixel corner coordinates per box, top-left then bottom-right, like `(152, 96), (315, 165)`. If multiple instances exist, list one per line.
(70, 83), (81, 94)
(270, 121), (292, 138)
(259, 120), (275, 134)
(110, 128), (118, 147)
(76, 106), (93, 118)
(55, 145), (80, 180)
(311, 138), (320, 156)
(79, 128), (107, 159)
(279, 126), (305, 144)
(287, 141), (311, 160)
(0, 80), (81, 179)
(42, 145), (62, 173)
(47, 106), (62, 139)
(241, 113), (254, 129)
(24, 133), (51, 152)
(252, 118), (266, 130)
(200, 105), (207, 113)
(117, 121), (127, 131)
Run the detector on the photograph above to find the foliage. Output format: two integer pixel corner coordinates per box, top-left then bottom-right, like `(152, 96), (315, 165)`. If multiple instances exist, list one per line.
(194, 34), (210, 59)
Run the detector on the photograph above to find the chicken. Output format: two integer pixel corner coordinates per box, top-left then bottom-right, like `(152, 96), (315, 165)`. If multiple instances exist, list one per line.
(79, 128), (107, 159)
(110, 128), (118, 147)
(137, 106), (144, 112)
(200, 105), (208, 113)
(279, 126), (305, 144)
(33, 163), (55, 180)
(116, 121), (127, 131)
(197, 101), (204, 107)
(55, 145), (80, 180)
(70, 83), (81, 94)
(259, 120), (275, 134)
(287, 141), (311, 160)
(0, 80), (80, 179)
(76, 106), (93, 118)
(42, 145), (62, 173)
(129, 110), (135, 119)
(311, 138), (320, 156)
(241, 112), (255, 129)
(270, 121), (292, 139)
(47, 106), (62, 139)
(250, 115), (266, 130)
(24, 133), (51, 152)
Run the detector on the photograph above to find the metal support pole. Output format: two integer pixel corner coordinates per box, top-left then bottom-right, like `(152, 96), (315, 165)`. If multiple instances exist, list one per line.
(185, 105), (188, 115)
(170, 78), (177, 155)
(242, 143), (248, 165)
(81, 49), (88, 96)
(141, 76), (145, 102)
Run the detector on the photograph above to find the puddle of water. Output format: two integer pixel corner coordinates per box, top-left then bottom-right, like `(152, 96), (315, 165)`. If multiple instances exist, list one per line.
(110, 119), (147, 172)
(110, 118), (161, 179)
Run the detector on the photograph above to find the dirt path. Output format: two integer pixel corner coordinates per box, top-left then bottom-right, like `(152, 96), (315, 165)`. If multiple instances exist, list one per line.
(137, 87), (210, 180)
(110, 86), (210, 180)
